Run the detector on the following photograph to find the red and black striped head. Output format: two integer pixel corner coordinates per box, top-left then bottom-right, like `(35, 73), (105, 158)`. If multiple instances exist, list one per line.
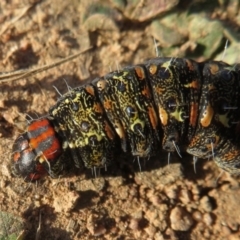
(12, 118), (62, 181)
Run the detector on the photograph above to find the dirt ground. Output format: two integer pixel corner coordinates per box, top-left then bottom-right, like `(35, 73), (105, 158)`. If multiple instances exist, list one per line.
(1, 0), (240, 239)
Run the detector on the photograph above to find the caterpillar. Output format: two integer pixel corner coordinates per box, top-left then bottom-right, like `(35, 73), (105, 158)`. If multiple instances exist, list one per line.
(11, 57), (240, 181)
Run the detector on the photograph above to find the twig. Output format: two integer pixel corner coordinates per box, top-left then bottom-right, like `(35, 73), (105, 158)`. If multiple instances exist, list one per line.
(35, 210), (42, 240)
(0, 5), (33, 36)
(0, 47), (92, 83)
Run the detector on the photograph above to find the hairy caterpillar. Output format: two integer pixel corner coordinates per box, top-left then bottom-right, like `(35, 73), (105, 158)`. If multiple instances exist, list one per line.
(12, 57), (240, 180)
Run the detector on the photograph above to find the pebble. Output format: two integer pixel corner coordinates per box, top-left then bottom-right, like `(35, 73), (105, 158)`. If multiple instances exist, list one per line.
(0, 180), (6, 188)
(199, 196), (213, 212)
(154, 232), (165, 240)
(203, 229), (211, 238)
(150, 195), (162, 206)
(132, 211), (143, 220)
(165, 187), (177, 199)
(165, 228), (178, 240)
(191, 185), (201, 195)
(34, 200), (41, 207)
(34, 194), (41, 200)
(129, 186), (138, 198)
(179, 189), (192, 204)
(144, 224), (157, 237)
(192, 210), (202, 222)
(155, 219), (167, 232)
(66, 219), (79, 233)
(197, 222), (206, 232)
(170, 206), (194, 231)
(193, 194), (200, 201)
(129, 218), (140, 230)
(203, 213), (213, 226)
(86, 214), (106, 236)
(145, 206), (158, 221)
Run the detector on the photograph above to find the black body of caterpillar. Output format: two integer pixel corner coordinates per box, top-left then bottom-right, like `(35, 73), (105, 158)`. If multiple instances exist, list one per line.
(12, 57), (240, 180)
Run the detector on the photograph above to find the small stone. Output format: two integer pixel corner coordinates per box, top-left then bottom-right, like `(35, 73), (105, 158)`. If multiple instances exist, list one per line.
(193, 194), (200, 201)
(86, 214), (106, 236)
(144, 224), (157, 237)
(192, 210), (202, 222)
(155, 220), (167, 232)
(179, 189), (192, 204)
(165, 187), (177, 199)
(34, 194), (41, 200)
(129, 186), (138, 197)
(145, 207), (158, 221)
(203, 229), (211, 238)
(203, 213), (213, 226)
(165, 228), (178, 240)
(197, 222), (206, 232)
(118, 221), (128, 231)
(66, 219), (79, 233)
(191, 185), (201, 195)
(133, 230), (146, 239)
(132, 211), (143, 219)
(150, 195), (162, 206)
(170, 206), (194, 231)
(0, 180), (6, 188)
(154, 231), (165, 240)
(91, 177), (106, 191)
(200, 196), (213, 212)
(129, 218), (140, 230)
(34, 200), (41, 207)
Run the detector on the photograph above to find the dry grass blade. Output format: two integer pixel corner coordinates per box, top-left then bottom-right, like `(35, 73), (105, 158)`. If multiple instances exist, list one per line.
(0, 47), (92, 84)
(0, 5), (33, 37)
(35, 210), (42, 240)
